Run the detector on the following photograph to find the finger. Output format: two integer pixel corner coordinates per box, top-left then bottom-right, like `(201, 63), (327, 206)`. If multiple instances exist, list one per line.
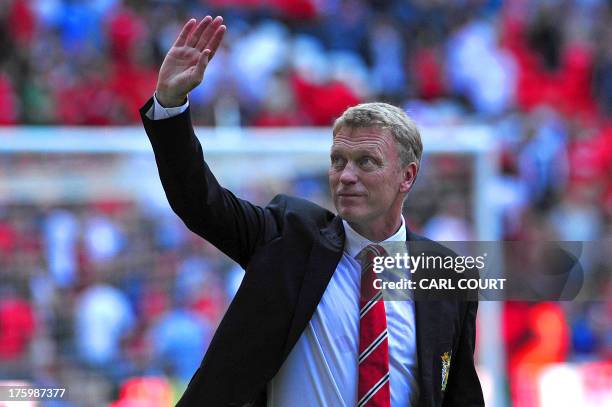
(186, 16), (212, 48)
(204, 25), (226, 60)
(194, 49), (211, 79)
(196, 15), (223, 51)
(173, 18), (197, 47)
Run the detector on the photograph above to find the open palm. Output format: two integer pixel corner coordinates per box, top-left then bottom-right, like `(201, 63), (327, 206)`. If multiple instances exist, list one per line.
(156, 16), (226, 107)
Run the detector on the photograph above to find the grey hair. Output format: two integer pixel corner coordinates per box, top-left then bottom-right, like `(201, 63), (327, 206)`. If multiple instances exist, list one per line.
(332, 102), (423, 168)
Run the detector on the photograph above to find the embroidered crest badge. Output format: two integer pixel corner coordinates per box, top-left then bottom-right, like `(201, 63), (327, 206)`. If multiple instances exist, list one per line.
(441, 351), (452, 392)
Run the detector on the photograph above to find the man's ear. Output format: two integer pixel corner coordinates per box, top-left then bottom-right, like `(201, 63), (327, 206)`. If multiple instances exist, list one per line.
(399, 162), (418, 193)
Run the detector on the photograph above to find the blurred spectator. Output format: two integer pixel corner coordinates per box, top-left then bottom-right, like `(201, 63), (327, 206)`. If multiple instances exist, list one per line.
(0, 215), (17, 256)
(252, 70), (304, 127)
(148, 306), (212, 382)
(488, 151), (530, 238)
(43, 209), (79, 288)
(7, 0), (35, 48)
(83, 212), (125, 264)
(176, 254), (226, 325)
(0, 288), (36, 361)
(593, 39), (612, 116)
(446, 18), (517, 115)
(549, 184), (603, 241)
(0, 72), (18, 124)
(75, 283), (135, 367)
(320, 0), (368, 52)
(517, 107), (568, 208)
(110, 376), (173, 407)
(368, 17), (407, 102)
(422, 195), (473, 241)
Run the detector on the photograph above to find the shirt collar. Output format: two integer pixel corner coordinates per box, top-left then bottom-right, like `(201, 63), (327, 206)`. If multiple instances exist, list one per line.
(342, 215), (406, 258)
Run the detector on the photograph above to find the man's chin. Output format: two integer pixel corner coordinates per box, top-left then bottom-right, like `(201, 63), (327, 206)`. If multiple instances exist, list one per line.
(336, 206), (364, 222)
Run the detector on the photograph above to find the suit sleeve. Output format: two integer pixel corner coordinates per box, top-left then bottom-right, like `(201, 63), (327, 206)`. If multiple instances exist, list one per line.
(140, 98), (283, 269)
(442, 301), (485, 407)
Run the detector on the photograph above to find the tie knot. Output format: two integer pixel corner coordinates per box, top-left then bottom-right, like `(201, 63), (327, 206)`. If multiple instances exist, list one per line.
(356, 244), (388, 267)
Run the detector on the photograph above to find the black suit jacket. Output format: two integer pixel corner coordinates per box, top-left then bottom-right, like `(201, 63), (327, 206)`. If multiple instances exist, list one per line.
(140, 98), (484, 407)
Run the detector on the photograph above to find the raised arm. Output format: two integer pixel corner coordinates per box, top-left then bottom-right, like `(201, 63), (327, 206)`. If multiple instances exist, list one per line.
(155, 16), (226, 107)
(142, 17), (284, 269)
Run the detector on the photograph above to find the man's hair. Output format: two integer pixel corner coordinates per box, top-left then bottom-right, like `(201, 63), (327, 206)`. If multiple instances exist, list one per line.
(332, 102), (423, 168)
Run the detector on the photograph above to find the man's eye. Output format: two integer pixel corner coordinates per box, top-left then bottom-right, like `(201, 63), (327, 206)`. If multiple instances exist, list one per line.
(359, 157), (376, 167)
(331, 156), (346, 167)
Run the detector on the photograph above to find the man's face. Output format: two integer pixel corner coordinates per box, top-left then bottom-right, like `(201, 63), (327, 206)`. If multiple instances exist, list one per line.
(329, 126), (414, 228)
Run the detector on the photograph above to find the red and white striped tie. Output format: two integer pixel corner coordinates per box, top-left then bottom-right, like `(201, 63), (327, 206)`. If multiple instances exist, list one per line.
(357, 244), (391, 407)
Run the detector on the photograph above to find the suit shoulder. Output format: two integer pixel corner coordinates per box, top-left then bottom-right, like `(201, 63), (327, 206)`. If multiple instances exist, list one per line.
(269, 194), (336, 227)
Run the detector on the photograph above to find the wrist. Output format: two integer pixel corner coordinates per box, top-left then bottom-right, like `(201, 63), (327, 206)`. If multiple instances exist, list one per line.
(154, 90), (187, 108)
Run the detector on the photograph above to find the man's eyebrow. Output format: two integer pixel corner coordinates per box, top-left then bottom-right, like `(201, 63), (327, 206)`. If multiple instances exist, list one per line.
(330, 145), (345, 155)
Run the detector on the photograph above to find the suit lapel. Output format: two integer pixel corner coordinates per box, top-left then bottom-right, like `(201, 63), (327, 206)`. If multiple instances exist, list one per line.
(282, 216), (345, 357)
(407, 228), (441, 407)
(413, 300), (440, 406)
(281, 220), (445, 406)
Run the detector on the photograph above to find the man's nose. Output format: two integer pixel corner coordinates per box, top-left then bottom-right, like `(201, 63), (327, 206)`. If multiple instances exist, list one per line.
(339, 164), (358, 184)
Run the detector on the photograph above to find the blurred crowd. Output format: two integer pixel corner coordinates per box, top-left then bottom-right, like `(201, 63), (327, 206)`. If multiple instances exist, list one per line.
(1, 0), (611, 215)
(0, 200), (237, 405)
(0, 157), (609, 405)
(0, 0), (611, 126)
(0, 0), (611, 405)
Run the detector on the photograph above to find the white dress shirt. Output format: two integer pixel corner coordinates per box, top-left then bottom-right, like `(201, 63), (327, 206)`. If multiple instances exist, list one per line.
(149, 97), (419, 406)
(267, 216), (419, 407)
(145, 94), (189, 120)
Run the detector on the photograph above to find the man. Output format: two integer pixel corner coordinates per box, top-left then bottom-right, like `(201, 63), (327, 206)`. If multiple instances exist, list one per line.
(140, 16), (484, 407)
